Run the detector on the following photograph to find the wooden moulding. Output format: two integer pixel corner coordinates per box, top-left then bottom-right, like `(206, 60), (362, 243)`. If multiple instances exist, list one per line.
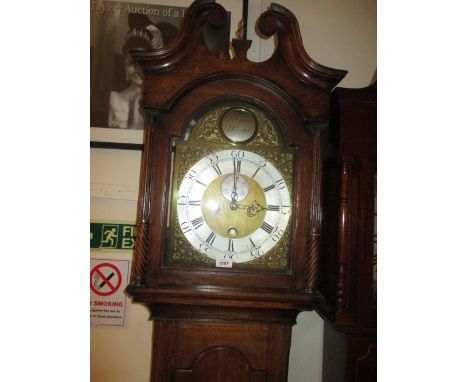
(127, 0), (347, 309)
(130, 0), (347, 122)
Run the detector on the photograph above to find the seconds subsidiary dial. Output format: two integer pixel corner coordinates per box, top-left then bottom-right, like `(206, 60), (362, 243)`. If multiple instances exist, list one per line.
(176, 150), (291, 264)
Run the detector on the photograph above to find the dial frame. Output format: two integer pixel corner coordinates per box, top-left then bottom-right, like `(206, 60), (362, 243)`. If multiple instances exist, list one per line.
(139, 90), (316, 291)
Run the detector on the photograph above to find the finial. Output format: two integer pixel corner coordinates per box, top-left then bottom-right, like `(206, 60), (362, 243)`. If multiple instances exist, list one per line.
(235, 0), (249, 39)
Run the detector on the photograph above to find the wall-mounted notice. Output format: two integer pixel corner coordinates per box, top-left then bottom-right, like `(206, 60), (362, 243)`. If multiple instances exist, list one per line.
(90, 222), (136, 250)
(90, 259), (130, 326)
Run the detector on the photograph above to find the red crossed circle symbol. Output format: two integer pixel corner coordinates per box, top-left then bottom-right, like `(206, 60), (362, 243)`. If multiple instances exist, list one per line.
(90, 263), (122, 296)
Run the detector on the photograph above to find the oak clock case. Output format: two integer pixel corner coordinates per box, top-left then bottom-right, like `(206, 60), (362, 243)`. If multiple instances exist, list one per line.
(125, 1), (348, 381)
(167, 101), (294, 271)
(126, 0), (348, 296)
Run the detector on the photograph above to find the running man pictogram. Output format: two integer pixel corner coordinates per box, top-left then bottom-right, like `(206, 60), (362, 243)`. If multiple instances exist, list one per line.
(101, 225), (119, 248)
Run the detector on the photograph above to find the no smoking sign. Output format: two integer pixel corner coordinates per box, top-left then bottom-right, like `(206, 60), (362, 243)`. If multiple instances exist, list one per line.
(91, 263), (122, 296)
(90, 259), (129, 326)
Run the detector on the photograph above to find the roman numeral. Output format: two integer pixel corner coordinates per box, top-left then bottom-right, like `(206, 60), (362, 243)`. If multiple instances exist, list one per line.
(252, 167), (260, 179)
(189, 200), (201, 206)
(263, 184), (275, 192)
(205, 231), (216, 245)
(261, 222), (274, 234)
(267, 205), (280, 211)
(252, 160), (266, 178)
(249, 237), (256, 247)
(180, 222), (191, 234)
(275, 179), (286, 190)
(191, 216), (205, 230)
(228, 239), (234, 252)
(281, 206), (291, 215)
(212, 163), (222, 176)
(196, 180), (207, 187)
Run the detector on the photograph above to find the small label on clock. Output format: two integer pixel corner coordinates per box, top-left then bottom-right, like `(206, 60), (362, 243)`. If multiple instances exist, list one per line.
(216, 258), (233, 268)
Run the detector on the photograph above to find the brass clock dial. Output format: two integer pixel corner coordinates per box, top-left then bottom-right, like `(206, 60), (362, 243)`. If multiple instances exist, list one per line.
(176, 149), (291, 264)
(167, 101), (294, 270)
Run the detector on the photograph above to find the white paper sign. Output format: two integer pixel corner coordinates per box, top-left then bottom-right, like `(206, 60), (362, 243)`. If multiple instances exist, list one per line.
(90, 259), (130, 326)
(216, 258), (233, 268)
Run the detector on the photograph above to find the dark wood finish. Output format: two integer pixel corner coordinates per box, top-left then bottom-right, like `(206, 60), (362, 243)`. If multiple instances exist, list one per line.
(334, 83), (377, 328)
(320, 82), (377, 382)
(126, 1), (347, 380)
(132, 1), (346, 121)
(90, 141), (143, 151)
(131, 124), (159, 286)
(128, 0), (345, 295)
(151, 320), (291, 382)
(336, 157), (353, 314)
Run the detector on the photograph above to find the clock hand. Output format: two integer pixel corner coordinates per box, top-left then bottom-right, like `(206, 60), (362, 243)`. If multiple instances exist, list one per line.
(230, 158), (239, 209)
(230, 184), (239, 210)
(227, 200), (252, 212)
(244, 201), (265, 217)
(230, 200), (239, 210)
(227, 200), (265, 215)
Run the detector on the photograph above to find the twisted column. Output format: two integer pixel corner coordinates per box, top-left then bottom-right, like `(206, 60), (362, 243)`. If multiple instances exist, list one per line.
(304, 132), (322, 293)
(130, 117), (159, 286)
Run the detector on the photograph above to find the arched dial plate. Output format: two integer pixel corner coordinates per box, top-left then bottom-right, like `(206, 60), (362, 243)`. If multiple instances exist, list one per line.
(176, 149), (291, 264)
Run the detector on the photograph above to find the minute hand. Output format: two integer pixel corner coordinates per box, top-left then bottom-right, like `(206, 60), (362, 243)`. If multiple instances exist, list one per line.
(229, 159), (239, 210)
(233, 158), (238, 193)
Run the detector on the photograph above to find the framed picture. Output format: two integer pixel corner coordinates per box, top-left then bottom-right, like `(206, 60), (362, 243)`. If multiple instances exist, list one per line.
(90, 0), (231, 150)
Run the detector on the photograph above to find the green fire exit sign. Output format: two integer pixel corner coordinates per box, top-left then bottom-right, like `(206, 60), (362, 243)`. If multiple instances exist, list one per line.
(90, 222), (136, 250)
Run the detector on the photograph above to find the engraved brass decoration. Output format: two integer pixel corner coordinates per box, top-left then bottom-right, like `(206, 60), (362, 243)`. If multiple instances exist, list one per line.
(194, 104), (280, 147)
(194, 108), (226, 143)
(220, 108), (257, 143)
(168, 101), (294, 271)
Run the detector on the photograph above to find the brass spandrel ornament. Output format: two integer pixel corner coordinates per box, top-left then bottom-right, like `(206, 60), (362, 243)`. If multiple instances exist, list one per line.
(175, 145), (216, 187)
(244, 109), (280, 147)
(254, 150), (294, 192)
(172, 218), (215, 266)
(193, 107), (226, 143)
(245, 222), (290, 268)
(167, 100), (295, 271)
(193, 103), (280, 147)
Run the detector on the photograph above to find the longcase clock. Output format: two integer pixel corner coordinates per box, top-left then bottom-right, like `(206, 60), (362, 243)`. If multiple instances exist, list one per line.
(126, 1), (346, 380)
(320, 82), (377, 382)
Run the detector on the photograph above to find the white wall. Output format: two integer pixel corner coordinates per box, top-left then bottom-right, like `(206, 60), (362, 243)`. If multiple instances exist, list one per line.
(91, 147), (151, 382)
(90, 1), (376, 381)
(256, 0), (376, 88)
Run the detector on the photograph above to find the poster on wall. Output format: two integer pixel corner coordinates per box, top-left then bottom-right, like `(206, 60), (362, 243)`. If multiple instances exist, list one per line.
(91, 1), (185, 131)
(90, 0), (231, 135)
(90, 258), (130, 326)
